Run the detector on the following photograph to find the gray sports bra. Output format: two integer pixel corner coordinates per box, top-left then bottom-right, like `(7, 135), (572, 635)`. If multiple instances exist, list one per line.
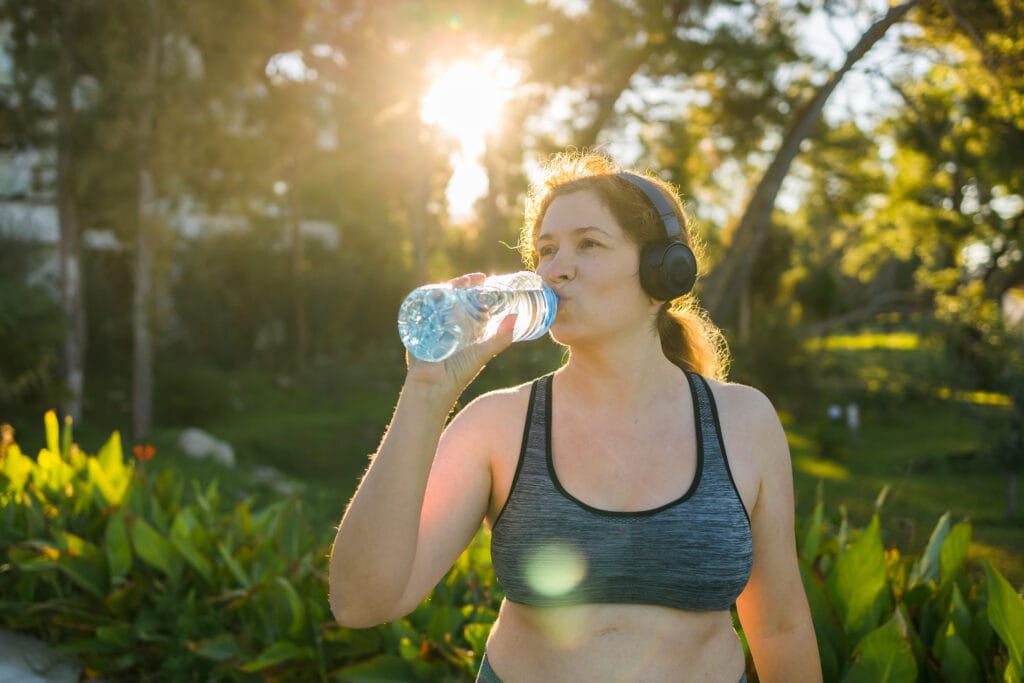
(490, 371), (753, 612)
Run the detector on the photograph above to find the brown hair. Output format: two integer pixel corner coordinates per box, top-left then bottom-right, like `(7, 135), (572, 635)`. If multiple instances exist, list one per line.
(519, 150), (730, 381)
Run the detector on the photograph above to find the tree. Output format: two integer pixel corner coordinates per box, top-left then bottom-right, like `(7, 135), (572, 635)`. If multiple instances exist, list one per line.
(0, 0), (92, 422)
(699, 0), (924, 332)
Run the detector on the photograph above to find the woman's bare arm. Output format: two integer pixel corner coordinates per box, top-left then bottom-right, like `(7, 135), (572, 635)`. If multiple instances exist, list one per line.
(735, 390), (822, 683)
(329, 276), (516, 627)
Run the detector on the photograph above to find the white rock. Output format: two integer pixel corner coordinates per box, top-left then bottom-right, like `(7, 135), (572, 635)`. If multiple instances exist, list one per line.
(176, 428), (235, 468)
(251, 465), (302, 496)
(0, 628), (81, 683)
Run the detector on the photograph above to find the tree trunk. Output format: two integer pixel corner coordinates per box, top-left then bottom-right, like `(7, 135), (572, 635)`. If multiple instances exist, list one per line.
(133, 166), (156, 441)
(1009, 472), (1019, 521)
(290, 196), (307, 374)
(132, 1), (161, 441)
(701, 0), (923, 328)
(55, 3), (86, 424)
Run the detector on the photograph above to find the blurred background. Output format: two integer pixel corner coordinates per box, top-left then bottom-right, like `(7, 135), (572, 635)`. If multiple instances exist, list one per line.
(1, 0), (1021, 581)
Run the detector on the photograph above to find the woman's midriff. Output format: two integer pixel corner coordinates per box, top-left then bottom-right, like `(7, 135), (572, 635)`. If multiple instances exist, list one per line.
(484, 600), (746, 683)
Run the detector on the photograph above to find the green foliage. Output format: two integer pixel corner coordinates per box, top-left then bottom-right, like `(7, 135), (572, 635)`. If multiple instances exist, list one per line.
(0, 238), (64, 409)
(2, 413), (1024, 679)
(798, 486), (1022, 683)
(3, 413), (1022, 681)
(0, 413), (497, 681)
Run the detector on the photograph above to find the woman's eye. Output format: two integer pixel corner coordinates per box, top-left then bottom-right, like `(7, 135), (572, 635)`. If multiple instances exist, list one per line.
(538, 245), (556, 258)
(579, 239), (599, 249)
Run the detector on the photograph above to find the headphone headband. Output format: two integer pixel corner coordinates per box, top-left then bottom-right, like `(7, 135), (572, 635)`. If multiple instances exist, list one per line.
(615, 172), (682, 239)
(614, 171), (697, 300)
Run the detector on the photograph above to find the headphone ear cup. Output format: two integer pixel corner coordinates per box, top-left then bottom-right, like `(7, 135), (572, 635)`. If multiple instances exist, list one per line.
(640, 240), (697, 300)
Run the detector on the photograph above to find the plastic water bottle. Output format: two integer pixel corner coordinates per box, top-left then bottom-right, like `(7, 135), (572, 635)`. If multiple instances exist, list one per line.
(398, 271), (558, 362)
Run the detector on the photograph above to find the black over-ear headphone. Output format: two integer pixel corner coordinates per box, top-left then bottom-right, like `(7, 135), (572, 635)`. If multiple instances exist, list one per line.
(615, 172), (698, 301)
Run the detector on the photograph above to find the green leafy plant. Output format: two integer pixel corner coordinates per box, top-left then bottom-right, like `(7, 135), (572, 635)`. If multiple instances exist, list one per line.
(0, 412), (498, 681)
(798, 483), (1023, 683)
(2, 413), (1021, 681)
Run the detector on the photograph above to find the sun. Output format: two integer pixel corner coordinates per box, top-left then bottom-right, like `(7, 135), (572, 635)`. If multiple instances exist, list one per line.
(421, 50), (520, 221)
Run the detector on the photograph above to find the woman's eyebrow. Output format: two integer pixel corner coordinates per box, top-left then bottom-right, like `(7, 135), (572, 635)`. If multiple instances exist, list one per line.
(536, 226), (611, 243)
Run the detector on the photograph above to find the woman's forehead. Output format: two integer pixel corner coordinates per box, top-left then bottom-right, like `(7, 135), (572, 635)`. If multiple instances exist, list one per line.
(537, 189), (623, 239)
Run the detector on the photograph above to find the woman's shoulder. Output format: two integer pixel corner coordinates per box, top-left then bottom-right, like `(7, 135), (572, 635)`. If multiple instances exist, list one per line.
(702, 376), (787, 455)
(450, 377), (538, 428)
(702, 376), (778, 420)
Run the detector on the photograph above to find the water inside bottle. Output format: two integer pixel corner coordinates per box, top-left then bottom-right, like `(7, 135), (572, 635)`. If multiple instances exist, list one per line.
(478, 272), (557, 341)
(398, 276), (557, 362)
(397, 286), (474, 363)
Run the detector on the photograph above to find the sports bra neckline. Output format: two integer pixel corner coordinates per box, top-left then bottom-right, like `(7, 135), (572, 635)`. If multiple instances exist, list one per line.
(543, 370), (706, 518)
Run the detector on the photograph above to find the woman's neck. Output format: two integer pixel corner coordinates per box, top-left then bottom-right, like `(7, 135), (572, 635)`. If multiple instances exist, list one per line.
(557, 329), (681, 406)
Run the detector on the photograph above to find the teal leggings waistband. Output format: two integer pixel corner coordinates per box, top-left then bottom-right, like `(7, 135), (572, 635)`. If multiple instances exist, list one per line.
(475, 654), (747, 682)
(476, 654), (502, 683)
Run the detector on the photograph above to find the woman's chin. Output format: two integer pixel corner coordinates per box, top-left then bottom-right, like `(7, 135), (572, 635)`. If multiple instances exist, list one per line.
(547, 324), (587, 348)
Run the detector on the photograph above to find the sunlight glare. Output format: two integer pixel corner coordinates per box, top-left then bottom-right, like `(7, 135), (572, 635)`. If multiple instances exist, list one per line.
(421, 50), (520, 220)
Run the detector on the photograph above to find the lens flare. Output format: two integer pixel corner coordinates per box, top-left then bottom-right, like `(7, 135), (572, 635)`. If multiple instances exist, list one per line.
(524, 541), (587, 598)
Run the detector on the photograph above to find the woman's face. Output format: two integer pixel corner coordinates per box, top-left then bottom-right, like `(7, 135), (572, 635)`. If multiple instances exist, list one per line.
(535, 189), (655, 345)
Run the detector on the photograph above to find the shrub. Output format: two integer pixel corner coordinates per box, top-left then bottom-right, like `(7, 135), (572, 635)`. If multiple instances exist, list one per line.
(1, 413), (1021, 681)
(796, 485), (1023, 683)
(0, 413), (496, 681)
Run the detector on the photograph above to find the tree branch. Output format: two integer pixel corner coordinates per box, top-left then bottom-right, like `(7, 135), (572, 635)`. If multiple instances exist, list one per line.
(700, 0), (925, 328)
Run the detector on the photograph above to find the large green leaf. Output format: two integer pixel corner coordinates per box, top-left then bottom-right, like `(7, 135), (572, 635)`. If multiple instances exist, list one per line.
(909, 511), (950, 588)
(55, 531), (108, 598)
(1, 444), (33, 493)
(332, 654), (415, 682)
(985, 561), (1024, 683)
(275, 576), (307, 639)
(44, 410), (59, 457)
(826, 515), (892, 642)
(239, 640), (315, 672)
(426, 604), (463, 642)
(96, 430), (124, 473)
(939, 522), (971, 586)
(104, 510), (133, 584)
(841, 614), (917, 683)
(217, 542), (250, 588)
(10, 537), (107, 598)
(935, 621), (982, 683)
(189, 634), (246, 662)
(89, 431), (131, 507)
(801, 499), (825, 564)
(170, 510), (214, 584)
(59, 413), (72, 461)
(801, 562), (845, 681)
(130, 517), (180, 580)
(35, 448), (74, 496)
(322, 624), (387, 659)
(95, 623), (133, 649)
(463, 622), (492, 658)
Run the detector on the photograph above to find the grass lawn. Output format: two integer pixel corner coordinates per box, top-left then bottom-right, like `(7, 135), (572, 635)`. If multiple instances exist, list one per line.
(783, 396), (1023, 586)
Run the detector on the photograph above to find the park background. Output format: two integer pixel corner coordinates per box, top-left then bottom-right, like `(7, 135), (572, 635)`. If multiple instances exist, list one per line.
(1, 0), (1022, 681)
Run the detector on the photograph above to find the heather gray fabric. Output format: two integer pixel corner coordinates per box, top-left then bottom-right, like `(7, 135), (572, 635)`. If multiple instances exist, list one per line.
(475, 654), (502, 683)
(475, 652), (749, 682)
(490, 371), (753, 612)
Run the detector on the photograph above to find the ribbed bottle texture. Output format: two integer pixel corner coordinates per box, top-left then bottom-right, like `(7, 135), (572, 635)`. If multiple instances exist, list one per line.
(397, 271), (558, 362)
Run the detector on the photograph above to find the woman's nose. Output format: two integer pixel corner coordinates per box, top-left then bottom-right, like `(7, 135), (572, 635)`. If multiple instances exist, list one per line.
(540, 250), (575, 285)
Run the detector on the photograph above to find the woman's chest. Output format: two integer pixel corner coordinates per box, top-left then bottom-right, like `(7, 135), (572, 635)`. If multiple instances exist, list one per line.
(550, 408), (699, 513)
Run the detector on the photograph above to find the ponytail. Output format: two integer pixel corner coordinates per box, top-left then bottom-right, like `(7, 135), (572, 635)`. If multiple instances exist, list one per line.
(656, 298), (730, 381)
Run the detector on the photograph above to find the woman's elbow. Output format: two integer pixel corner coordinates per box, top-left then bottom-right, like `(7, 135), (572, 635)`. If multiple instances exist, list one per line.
(329, 589), (397, 629)
(328, 574), (412, 629)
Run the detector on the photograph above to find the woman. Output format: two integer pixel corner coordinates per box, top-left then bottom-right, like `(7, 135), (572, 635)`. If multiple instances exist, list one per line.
(329, 152), (822, 682)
